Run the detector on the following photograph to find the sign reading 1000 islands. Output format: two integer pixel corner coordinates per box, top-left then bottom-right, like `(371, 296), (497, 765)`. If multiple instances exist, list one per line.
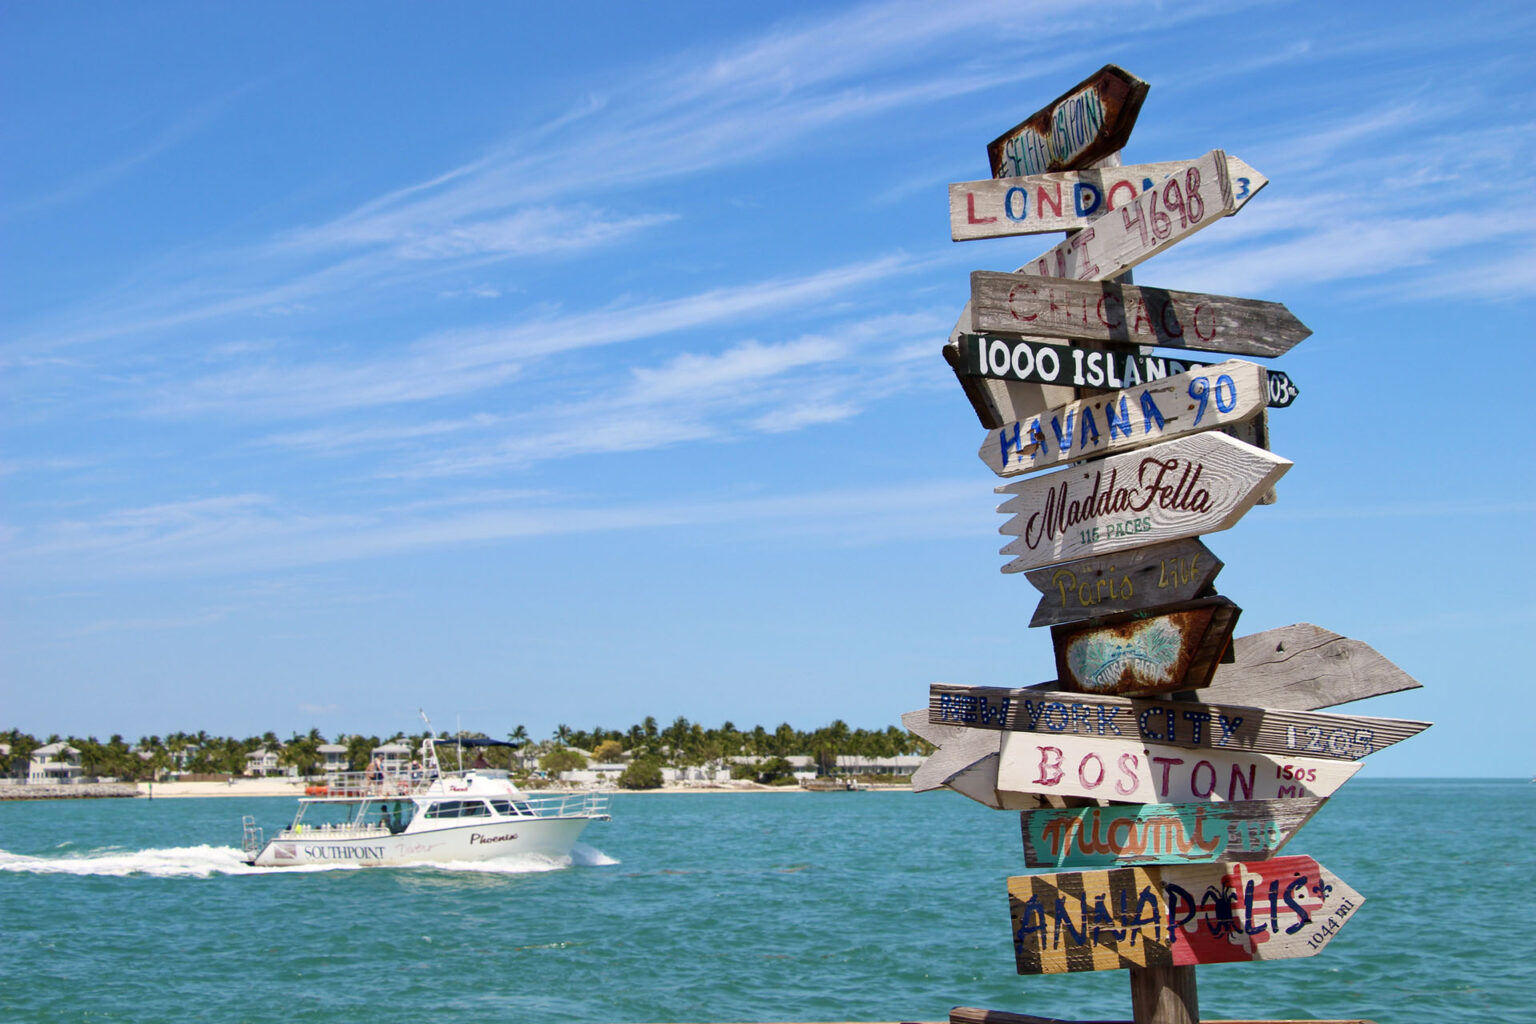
(958, 335), (1299, 409)
(995, 431), (1292, 573)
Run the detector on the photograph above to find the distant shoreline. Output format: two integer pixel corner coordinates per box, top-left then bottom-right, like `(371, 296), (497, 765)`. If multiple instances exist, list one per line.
(123, 779), (913, 799)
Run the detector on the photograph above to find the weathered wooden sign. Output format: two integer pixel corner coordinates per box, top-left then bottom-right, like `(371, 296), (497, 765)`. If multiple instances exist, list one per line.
(988, 65), (1150, 179)
(928, 685), (1431, 761)
(1020, 799), (1324, 868)
(995, 432), (1291, 573)
(1204, 624), (1423, 711)
(981, 361), (1268, 477)
(957, 335), (1299, 407)
(1024, 539), (1222, 627)
(1053, 597), (1240, 697)
(969, 276), (1311, 358)
(1016, 150), (1234, 284)
(1007, 855), (1363, 974)
(904, 709), (1044, 813)
(951, 155), (1267, 240)
(996, 732), (1361, 804)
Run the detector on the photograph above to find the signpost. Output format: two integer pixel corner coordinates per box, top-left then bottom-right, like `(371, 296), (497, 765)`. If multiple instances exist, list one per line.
(995, 431), (1291, 573)
(987, 65), (1150, 178)
(1007, 856), (1363, 974)
(979, 361), (1269, 477)
(969, 275), (1311, 357)
(907, 64), (1423, 1024)
(950, 155), (1267, 240)
(1021, 539), (1222, 627)
(1019, 799), (1324, 868)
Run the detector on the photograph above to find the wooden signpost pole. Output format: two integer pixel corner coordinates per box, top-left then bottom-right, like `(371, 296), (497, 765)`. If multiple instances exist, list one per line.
(916, 64), (1422, 1024)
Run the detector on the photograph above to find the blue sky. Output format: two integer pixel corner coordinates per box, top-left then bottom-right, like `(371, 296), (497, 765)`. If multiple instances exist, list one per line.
(3, 1), (1532, 777)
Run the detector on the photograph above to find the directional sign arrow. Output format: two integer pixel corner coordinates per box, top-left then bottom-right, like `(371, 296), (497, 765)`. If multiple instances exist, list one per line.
(1016, 149), (1234, 285)
(996, 431), (1291, 573)
(987, 64), (1150, 178)
(969, 275), (1311, 358)
(904, 709), (1050, 812)
(1203, 624), (1424, 710)
(927, 684), (1432, 760)
(1022, 538), (1223, 627)
(979, 360), (1269, 477)
(1266, 369), (1300, 408)
(959, 335), (1298, 412)
(1052, 596), (1241, 697)
(1007, 855), (1364, 974)
(1019, 798), (1325, 868)
(996, 731), (1362, 804)
(951, 155), (1268, 240)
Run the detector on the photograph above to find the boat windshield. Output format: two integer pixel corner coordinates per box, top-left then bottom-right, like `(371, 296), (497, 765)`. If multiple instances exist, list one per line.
(421, 798), (493, 819)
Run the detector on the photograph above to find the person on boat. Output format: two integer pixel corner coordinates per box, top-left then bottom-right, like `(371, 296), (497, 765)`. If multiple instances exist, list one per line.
(367, 756), (384, 790)
(408, 760), (423, 785)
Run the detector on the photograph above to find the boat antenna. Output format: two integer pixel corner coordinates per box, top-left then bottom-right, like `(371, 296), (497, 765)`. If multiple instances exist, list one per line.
(418, 708), (436, 738)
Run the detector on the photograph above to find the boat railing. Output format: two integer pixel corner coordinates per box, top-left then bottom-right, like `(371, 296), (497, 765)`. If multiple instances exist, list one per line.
(241, 815), (264, 857)
(275, 821), (394, 840)
(312, 770), (432, 798)
(523, 791), (612, 820)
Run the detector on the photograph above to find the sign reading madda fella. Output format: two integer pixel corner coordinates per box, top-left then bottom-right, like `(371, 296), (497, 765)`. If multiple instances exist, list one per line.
(907, 62), (1428, 1024)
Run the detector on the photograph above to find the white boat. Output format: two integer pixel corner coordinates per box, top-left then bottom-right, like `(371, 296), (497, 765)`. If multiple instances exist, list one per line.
(240, 738), (610, 868)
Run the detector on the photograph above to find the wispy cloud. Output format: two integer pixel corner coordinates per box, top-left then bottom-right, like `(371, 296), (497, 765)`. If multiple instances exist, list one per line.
(4, 478), (988, 581)
(159, 254), (915, 420)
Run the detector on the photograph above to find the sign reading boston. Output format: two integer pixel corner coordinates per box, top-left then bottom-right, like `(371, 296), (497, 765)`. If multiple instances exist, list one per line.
(995, 432), (1290, 573)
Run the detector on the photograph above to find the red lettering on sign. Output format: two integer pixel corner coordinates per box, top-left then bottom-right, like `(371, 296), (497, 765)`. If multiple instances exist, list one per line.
(1036, 746), (1065, 785)
(1037, 183), (1063, 219)
(1106, 179), (1137, 212)
(966, 193), (996, 225)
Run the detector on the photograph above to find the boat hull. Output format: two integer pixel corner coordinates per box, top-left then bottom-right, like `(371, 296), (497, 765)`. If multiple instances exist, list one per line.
(249, 815), (595, 868)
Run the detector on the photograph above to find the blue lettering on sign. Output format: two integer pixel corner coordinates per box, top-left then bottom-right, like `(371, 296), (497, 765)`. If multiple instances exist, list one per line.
(1073, 182), (1102, 217)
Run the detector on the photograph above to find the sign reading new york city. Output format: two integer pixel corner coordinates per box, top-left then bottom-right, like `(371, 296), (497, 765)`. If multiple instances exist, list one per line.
(927, 684), (1431, 760)
(995, 431), (1291, 573)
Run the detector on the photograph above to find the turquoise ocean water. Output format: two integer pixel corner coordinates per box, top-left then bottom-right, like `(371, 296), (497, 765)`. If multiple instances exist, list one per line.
(1, 779), (1530, 1023)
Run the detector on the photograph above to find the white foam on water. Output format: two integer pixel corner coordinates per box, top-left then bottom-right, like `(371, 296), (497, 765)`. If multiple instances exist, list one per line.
(0, 844), (339, 877)
(571, 842), (621, 867)
(0, 841), (619, 877)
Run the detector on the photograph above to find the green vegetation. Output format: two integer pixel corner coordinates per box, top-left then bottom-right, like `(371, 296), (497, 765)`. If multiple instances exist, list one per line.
(2, 716), (934, 783)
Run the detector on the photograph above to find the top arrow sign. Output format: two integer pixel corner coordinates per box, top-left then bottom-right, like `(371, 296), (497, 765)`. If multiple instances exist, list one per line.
(988, 65), (1150, 178)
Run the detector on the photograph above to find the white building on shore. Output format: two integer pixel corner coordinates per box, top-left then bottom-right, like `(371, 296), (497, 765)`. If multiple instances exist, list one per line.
(28, 742), (83, 785)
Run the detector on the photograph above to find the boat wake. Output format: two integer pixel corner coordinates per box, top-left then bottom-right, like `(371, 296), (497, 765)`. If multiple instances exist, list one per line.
(0, 841), (619, 878)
